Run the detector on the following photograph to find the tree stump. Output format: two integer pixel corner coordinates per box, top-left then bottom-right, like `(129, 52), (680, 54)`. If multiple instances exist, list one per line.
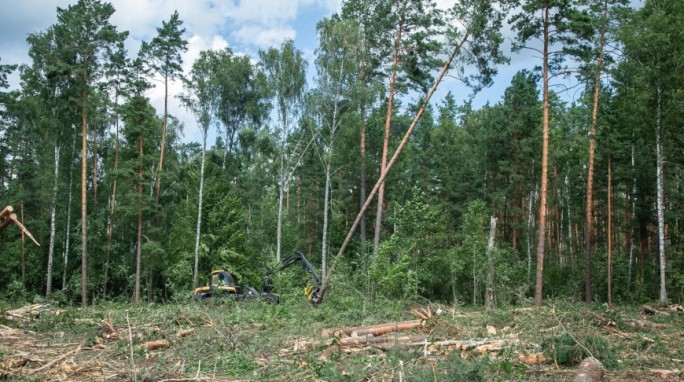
(573, 357), (605, 382)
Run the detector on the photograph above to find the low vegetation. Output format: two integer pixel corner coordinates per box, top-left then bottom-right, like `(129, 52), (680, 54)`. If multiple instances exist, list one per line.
(1, 293), (681, 381)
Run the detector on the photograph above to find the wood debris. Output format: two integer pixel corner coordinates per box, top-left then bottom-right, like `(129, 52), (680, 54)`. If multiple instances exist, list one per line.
(98, 320), (120, 340)
(572, 357), (605, 382)
(321, 319), (423, 338)
(177, 328), (194, 338)
(140, 339), (169, 350)
(4, 303), (51, 321)
(642, 304), (670, 316)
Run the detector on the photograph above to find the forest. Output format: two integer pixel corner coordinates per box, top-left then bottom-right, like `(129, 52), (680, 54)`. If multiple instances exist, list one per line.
(0, 0), (682, 310)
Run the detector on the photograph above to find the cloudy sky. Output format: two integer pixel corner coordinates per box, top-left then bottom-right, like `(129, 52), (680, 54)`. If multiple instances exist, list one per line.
(1, 0), (628, 143)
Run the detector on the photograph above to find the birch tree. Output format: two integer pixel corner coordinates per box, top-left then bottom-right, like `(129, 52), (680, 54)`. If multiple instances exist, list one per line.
(259, 40), (307, 262)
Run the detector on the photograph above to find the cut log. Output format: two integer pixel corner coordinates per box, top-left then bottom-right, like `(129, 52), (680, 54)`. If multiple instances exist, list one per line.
(339, 334), (428, 347)
(573, 357), (605, 382)
(177, 329), (194, 338)
(0, 205), (12, 220)
(643, 304), (670, 316)
(140, 339), (169, 350)
(321, 320), (423, 338)
(517, 352), (547, 364)
(10, 214), (40, 246)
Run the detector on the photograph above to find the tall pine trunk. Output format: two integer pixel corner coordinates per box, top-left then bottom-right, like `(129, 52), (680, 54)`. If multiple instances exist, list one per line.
(485, 216), (497, 311)
(584, 0), (608, 304)
(155, 74), (169, 204)
(63, 138), (76, 289)
(276, 113), (289, 263)
(534, 4), (550, 307)
(80, 63), (89, 306)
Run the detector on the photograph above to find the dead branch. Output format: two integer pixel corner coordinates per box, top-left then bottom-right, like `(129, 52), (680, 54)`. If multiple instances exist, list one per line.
(27, 345), (82, 375)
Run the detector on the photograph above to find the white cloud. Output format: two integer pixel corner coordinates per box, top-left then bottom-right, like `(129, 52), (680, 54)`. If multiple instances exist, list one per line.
(232, 25), (297, 49)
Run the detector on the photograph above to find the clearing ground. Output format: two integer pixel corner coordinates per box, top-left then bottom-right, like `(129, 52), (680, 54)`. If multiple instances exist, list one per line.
(1, 296), (682, 381)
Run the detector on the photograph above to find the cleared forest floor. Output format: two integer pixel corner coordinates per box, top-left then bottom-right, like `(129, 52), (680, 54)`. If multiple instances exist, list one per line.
(1, 296), (682, 381)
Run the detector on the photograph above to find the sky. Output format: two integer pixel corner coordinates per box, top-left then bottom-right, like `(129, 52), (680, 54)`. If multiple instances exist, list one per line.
(0, 0), (640, 144)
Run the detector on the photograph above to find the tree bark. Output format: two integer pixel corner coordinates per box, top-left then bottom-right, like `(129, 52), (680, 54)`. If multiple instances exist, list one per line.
(81, 62), (89, 306)
(133, 132), (144, 304)
(655, 86), (667, 305)
(154, 74), (168, 204)
(193, 132), (208, 288)
(62, 137), (76, 290)
(534, 4), (550, 307)
(46, 145), (60, 300)
(584, 0), (608, 305)
(485, 216), (497, 310)
(607, 153), (612, 305)
(104, 98), (120, 297)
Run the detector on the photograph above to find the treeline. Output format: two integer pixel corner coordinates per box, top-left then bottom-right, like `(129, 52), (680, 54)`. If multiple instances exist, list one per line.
(0, 0), (681, 306)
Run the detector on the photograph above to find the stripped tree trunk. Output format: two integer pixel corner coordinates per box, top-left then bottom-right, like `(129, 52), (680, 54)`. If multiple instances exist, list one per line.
(276, 113), (289, 263)
(46, 145), (61, 299)
(154, 74), (169, 204)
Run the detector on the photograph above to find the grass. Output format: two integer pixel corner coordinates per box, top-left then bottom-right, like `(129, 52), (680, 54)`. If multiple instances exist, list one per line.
(0, 294), (682, 381)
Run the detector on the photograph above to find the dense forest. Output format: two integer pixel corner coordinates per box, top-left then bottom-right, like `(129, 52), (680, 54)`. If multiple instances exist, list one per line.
(0, 0), (682, 307)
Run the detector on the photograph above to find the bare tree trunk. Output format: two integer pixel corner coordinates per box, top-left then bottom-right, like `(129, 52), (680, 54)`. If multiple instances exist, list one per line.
(655, 87), (667, 305)
(359, 98), (367, 262)
(321, 165), (331, 280)
(276, 113), (289, 263)
(485, 216), (497, 310)
(155, 74), (169, 204)
(81, 64), (89, 306)
(63, 138), (76, 289)
(133, 133), (144, 304)
(193, 132), (208, 288)
(583, 1), (608, 305)
(534, 5), (550, 307)
(104, 104), (120, 296)
(607, 153), (612, 306)
(627, 135), (636, 290)
(46, 145), (61, 299)
(527, 189), (535, 279)
(20, 200), (25, 286)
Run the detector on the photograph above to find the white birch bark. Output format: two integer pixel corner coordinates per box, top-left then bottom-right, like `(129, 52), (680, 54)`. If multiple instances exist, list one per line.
(193, 131), (208, 288)
(46, 145), (60, 299)
(655, 87), (667, 304)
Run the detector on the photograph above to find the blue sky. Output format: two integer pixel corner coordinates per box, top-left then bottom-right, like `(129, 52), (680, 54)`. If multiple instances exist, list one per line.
(0, 0), (642, 143)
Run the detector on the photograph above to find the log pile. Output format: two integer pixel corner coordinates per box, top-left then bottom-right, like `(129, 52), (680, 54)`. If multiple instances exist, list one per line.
(281, 308), (543, 363)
